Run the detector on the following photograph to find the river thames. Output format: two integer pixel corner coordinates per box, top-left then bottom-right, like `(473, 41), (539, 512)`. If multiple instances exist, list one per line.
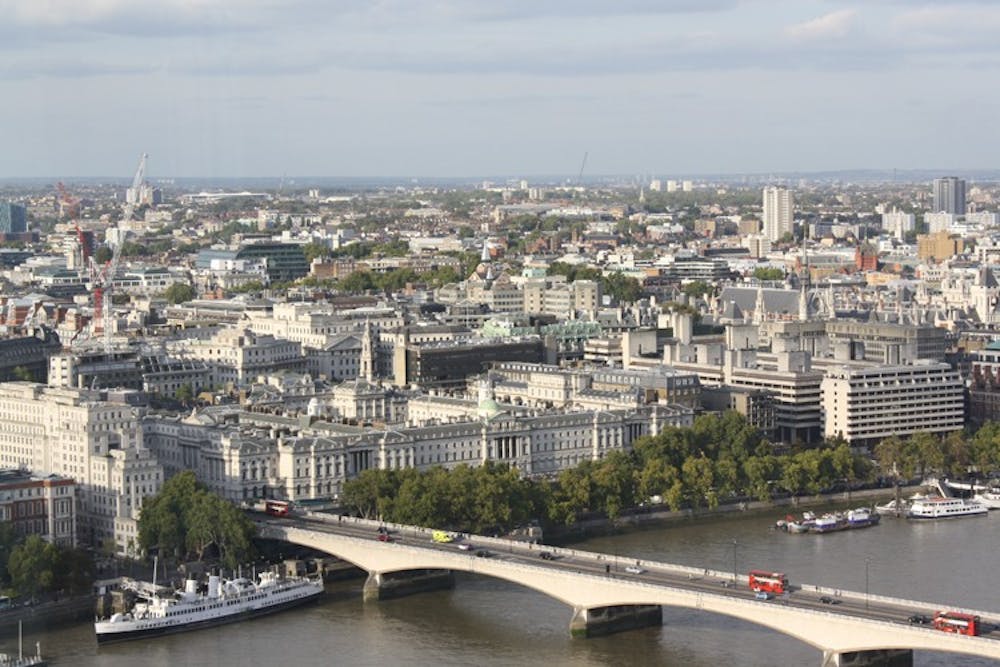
(15, 507), (1000, 666)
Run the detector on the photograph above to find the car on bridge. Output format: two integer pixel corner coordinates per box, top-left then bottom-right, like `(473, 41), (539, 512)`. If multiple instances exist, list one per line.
(458, 543), (474, 551)
(755, 591), (773, 601)
(819, 596), (841, 605)
(908, 614), (931, 625)
(538, 551), (556, 560)
(625, 565), (645, 574)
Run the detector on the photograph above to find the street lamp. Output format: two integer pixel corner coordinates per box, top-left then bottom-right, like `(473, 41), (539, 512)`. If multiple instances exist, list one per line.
(865, 556), (871, 610)
(732, 539), (738, 586)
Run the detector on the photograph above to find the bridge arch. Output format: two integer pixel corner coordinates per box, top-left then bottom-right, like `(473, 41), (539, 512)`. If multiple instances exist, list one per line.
(261, 522), (1000, 664)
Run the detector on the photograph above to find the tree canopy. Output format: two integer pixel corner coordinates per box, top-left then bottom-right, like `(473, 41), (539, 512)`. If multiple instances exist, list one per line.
(164, 282), (196, 305)
(138, 471), (256, 568)
(342, 412), (877, 531)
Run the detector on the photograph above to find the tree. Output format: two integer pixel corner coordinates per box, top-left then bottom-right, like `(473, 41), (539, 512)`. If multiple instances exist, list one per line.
(909, 431), (943, 478)
(302, 242), (330, 264)
(874, 435), (917, 482)
(682, 454), (715, 509)
(681, 280), (712, 299)
(602, 272), (643, 304)
(8, 535), (58, 599)
(753, 267), (784, 281)
(591, 451), (637, 519)
(338, 271), (376, 294)
(0, 522), (18, 587)
(138, 471), (256, 566)
(94, 246), (112, 264)
(174, 383), (194, 404)
(11, 366), (33, 382)
(164, 283), (196, 305)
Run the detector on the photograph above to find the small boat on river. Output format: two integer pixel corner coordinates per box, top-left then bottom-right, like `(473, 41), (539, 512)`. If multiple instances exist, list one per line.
(777, 508), (879, 534)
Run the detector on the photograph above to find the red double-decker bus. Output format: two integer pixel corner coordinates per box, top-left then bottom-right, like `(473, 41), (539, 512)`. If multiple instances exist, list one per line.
(933, 611), (980, 636)
(265, 499), (292, 517)
(748, 570), (788, 595)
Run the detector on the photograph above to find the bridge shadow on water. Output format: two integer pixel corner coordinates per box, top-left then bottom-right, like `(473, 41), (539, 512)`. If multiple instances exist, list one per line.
(324, 570), (827, 667)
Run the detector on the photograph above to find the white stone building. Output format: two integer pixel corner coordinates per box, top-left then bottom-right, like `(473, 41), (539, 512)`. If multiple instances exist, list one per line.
(820, 361), (964, 446)
(0, 383), (161, 554)
(169, 327), (304, 387)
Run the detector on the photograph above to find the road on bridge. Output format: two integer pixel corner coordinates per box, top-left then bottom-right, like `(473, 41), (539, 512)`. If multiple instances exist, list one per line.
(257, 512), (1000, 642)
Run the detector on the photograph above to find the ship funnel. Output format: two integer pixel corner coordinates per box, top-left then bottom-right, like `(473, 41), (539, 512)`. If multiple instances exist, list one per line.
(208, 575), (221, 598)
(184, 579), (197, 597)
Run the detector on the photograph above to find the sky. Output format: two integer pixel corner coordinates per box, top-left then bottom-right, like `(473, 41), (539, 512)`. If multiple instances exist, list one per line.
(1, 0), (998, 179)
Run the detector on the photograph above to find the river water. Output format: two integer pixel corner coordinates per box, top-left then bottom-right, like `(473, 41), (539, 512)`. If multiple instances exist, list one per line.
(13, 506), (1000, 666)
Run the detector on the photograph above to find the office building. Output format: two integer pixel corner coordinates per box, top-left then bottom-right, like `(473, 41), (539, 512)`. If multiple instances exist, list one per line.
(0, 383), (160, 553)
(881, 210), (916, 241)
(0, 202), (27, 234)
(821, 362), (964, 447)
(933, 177), (966, 215)
(917, 231), (965, 263)
(762, 187), (793, 242)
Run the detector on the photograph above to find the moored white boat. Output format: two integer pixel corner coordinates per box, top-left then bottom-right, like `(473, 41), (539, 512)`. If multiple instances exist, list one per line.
(95, 570), (323, 644)
(876, 493), (927, 515)
(907, 497), (989, 520)
(973, 487), (1000, 510)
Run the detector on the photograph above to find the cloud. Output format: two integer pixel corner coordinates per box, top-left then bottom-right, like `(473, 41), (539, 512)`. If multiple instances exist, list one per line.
(785, 9), (858, 41)
(0, 58), (155, 80)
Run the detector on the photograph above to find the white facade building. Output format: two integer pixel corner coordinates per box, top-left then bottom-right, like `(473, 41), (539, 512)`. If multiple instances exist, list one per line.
(881, 210), (916, 241)
(762, 186), (793, 242)
(820, 361), (964, 445)
(0, 383), (160, 554)
(169, 328), (304, 388)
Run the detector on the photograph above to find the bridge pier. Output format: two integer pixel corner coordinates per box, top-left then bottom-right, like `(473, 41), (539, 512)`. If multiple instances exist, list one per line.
(569, 604), (663, 638)
(821, 649), (913, 667)
(362, 569), (455, 602)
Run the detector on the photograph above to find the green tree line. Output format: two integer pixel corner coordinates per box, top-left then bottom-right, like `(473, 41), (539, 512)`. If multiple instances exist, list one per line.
(340, 412), (875, 532)
(547, 261), (643, 304)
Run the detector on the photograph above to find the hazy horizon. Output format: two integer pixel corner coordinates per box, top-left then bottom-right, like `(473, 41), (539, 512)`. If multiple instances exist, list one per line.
(3, 1), (999, 179)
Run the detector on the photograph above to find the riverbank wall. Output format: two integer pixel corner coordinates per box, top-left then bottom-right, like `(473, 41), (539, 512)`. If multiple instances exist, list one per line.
(0, 595), (95, 637)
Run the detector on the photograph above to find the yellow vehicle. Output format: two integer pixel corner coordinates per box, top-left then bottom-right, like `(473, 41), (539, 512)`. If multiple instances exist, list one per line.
(432, 530), (455, 543)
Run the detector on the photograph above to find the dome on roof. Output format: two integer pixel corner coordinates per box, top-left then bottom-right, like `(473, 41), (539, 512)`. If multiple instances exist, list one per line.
(477, 398), (504, 421)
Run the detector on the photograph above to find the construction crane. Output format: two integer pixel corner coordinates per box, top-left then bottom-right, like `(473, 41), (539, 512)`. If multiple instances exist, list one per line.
(56, 181), (81, 219)
(90, 153), (147, 353)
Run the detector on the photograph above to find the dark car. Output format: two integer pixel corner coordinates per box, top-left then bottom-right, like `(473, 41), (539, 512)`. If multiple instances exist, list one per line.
(819, 596), (833, 604)
(908, 614), (931, 625)
(475, 550), (492, 558)
(539, 551), (555, 560)
(377, 532), (393, 542)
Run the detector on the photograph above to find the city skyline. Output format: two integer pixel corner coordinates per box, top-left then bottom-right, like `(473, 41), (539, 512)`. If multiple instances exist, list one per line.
(3, 0), (1000, 178)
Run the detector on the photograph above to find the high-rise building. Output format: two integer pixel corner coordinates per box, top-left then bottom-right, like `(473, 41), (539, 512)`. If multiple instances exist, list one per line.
(0, 202), (27, 234)
(933, 177), (966, 215)
(881, 209), (916, 240)
(762, 186), (793, 242)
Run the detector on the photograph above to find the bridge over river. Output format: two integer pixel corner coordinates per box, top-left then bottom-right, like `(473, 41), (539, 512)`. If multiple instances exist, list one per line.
(258, 512), (1000, 667)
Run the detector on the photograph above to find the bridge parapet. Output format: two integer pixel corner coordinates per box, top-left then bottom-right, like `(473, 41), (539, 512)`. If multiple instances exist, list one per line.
(295, 512), (1000, 619)
(264, 521), (1000, 662)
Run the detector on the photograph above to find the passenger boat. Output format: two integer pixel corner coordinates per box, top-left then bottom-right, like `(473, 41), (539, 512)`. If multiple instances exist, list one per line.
(907, 497), (989, 520)
(875, 493), (927, 515)
(810, 513), (849, 533)
(94, 570), (324, 644)
(973, 487), (1000, 510)
(846, 507), (880, 528)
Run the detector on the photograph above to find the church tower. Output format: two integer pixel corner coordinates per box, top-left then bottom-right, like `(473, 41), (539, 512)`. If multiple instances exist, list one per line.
(360, 319), (375, 382)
